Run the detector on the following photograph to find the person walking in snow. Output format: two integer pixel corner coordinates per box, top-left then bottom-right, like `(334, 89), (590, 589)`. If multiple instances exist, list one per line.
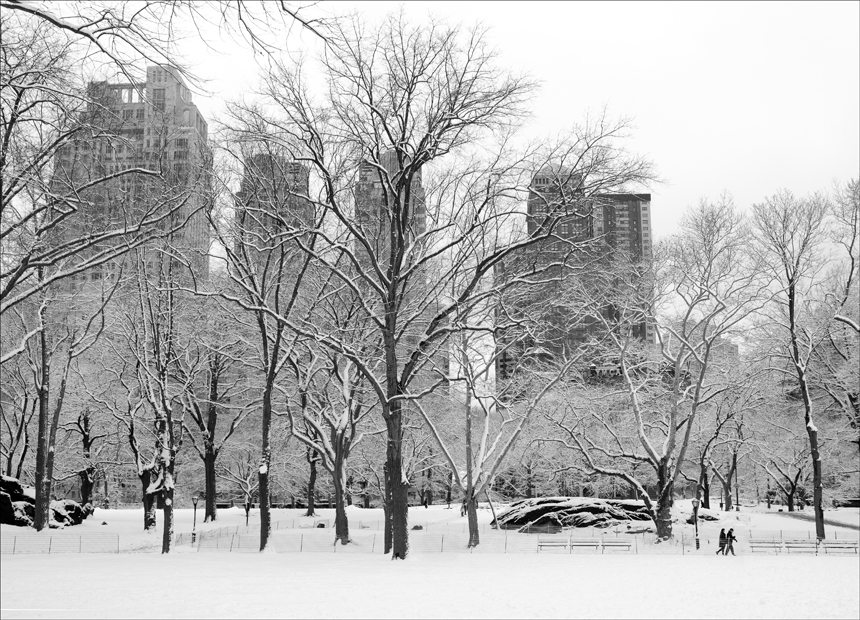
(716, 528), (727, 555)
(725, 528), (737, 556)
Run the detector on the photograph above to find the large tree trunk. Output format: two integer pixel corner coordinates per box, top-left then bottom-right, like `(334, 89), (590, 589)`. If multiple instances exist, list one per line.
(333, 457), (349, 545)
(466, 493), (479, 548)
(140, 469), (157, 530)
(259, 385), (272, 551)
(204, 450), (217, 522)
(654, 463), (673, 539)
(785, 489), (795, 512)
(79, 467), (95, 506)
(305, 450), (317, 517)
(33, 313), (51, 531)
(807, 426), (825, 538)
(722, 481), (733, 511)
(385, 410), (409, 559)
(161, 481), (174, 554)
(383, 461), (392, 553)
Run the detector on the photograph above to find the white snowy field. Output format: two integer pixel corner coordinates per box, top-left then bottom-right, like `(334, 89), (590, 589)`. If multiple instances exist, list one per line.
(2, 552), (858, 619)
(2, 502), (858, 618)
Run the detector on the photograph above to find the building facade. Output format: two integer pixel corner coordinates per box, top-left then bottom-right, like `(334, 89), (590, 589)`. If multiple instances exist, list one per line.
(496, 169), (654, 378)
(234, 153), (312, 270)
(51, 65), (211, 285)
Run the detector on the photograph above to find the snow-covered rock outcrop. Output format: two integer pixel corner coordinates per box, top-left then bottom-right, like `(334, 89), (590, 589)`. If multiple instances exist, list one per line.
(492, 496), (653, 530)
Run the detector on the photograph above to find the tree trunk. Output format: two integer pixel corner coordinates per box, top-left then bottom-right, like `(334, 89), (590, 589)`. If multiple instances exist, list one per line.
(161, 483), (174, 554)
(786, 490), (795, 512)
(525, 463), (534, 499)
(698, 462), (711, 509)
(383, 461), (392, 553)
(807, 426), (825, 539)
(305, 451), (317, 517)
(445, 471), (452, 506)
(33, 309), (51, 531)
(333, 461), (349, 545)
(140, 469), (157, 530)
(466, 492), (479, 548)
(722, 481), (733, 512)
(655, 463), (673, 539)
(464, 386), (479, 548)
(204, 450), (217, 522)
(788, 275), (826, 539)
(102, 472), (110, 509)
(259, 384), (272, 551)
(385, 410), (409, 559)
(79, 467), (95, 506)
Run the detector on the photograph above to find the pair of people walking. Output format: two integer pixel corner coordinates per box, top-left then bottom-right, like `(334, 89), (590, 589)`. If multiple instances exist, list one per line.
(716, 528), (737, 555)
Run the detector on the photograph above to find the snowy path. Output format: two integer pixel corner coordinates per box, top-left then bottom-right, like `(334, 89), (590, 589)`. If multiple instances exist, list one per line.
(1, 553), (858, 619)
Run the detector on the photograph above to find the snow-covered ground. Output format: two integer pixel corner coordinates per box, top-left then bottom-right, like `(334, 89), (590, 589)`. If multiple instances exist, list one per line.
(2, 553), (858, 619)
(2, 502), (858, 618)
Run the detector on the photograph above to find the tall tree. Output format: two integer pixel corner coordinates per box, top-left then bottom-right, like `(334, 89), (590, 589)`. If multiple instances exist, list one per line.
(228, 14), (651, 558)
(553, 198), (767, 539)
(752, 190), (831, 539)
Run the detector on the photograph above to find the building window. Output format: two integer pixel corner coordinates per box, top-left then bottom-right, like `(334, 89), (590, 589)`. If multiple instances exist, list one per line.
(136, 108), (144, 120)
(153, 89), (165, 111)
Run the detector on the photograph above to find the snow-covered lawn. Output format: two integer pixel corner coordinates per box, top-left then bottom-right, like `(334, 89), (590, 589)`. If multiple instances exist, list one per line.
(2, 503), (858, 618)
(2, 552), (858, 619)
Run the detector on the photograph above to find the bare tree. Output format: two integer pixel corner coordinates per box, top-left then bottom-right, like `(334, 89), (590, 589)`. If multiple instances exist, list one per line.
(180, 300), (257, 523)
(829, 179), (859, 334)
(283, 331), (377, 543)
(224, 13), (652, 559)
(217, 446), (260, 525)
(552, 198), (767, 539)
(112, 252), (205, 551)
(200, 142), (323, 551)
(752, 190), (831, 539)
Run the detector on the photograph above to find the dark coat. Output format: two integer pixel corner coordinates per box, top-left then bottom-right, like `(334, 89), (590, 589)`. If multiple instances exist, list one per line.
(718, 530), (727, 546)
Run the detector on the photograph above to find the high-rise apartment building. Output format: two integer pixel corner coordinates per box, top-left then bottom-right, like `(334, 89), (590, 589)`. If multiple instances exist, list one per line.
(234, 153), (312, 267)
(496, 169), (654, 377)
(353, 151), (426, 267)
(51, 65), (211, 284)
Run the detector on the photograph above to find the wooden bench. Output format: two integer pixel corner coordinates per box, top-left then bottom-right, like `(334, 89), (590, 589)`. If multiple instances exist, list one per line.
(600, 539), (633, 553)
(749, 539), (783, 553)
(537, 535), (571, 552)
(784, 540), (819, 554)
(820, 540), (859, 554)
(569, 538), (601, 552)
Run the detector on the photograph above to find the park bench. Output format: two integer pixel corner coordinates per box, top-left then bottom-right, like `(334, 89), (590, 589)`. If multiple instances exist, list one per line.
(819, 540), (859, 554)
(537, 535), (571, 552)
(749, 539), (783, 553)
(784, 540), (819, 554)
(600, 539), (633, 553)
(569, 538), (602, 552)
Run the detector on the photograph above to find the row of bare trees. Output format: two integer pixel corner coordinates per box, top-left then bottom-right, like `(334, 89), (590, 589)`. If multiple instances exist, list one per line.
(2, 3), (857, 559)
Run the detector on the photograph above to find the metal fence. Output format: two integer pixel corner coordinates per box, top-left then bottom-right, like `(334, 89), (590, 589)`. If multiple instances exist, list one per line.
(0, 533), (122, 555)
(3, 521), (855, 555)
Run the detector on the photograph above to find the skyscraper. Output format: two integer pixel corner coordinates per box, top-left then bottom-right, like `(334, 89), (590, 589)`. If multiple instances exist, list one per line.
(51, 65), (211, 285)
(234, 153), (312, 269)
(496, 169), (654, 377)
(353, 150), (426, 268)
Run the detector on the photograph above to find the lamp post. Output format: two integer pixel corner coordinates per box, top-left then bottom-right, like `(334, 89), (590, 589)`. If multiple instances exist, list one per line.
(691, 497), (700, 550)
(191, 496), (199, 544)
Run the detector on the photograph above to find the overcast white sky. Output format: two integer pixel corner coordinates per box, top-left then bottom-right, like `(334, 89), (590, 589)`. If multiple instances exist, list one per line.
(178, 1), (859, 239)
